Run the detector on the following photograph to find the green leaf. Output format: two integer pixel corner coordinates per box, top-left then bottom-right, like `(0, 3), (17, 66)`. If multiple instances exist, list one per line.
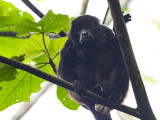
(15, 19), (41, 37)
(63, 17), (75, 32)
(11, 55), (25, 62)
(21, 12), (35, 21)
(0, 16), (19, 28)
(57, 86), (79, 110)
(53, 37), (67, 66)
(0, 37), (26, 58)
(53, 37), (67, 52)
(39, 10), (70, 33)
(15, 10), (70, 37)
(18, 34), (50, 60)
(0, 55), (25, 82)
(33, 40), (57, 76)
(0, 63), (17, 82)
(0, 70), (45, 111)
(0, 0), (34, 31)
(0, 0), (20, 17)
(143, 75), (158, 84)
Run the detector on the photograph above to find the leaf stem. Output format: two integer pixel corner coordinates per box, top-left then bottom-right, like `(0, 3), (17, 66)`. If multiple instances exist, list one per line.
(42, 30), (57, 74)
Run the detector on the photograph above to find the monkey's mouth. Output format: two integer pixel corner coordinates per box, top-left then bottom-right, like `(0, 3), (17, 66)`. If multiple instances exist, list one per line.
(80, 37), (94, 45)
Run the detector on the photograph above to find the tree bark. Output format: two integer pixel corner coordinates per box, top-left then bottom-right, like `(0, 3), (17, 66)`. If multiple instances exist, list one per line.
(106, 0), (156, 119)
(80, 0), (89, 15)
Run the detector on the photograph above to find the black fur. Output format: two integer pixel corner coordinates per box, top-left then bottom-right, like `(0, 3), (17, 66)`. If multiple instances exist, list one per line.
(58, 15), (129, 120)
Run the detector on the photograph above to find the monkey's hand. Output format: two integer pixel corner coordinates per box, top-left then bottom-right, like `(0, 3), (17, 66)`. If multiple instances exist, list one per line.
(73, 80), (87, 98)
(108, 90), (123, 104)
(92, 81), (110, 98)
(124, 13), (132, 23)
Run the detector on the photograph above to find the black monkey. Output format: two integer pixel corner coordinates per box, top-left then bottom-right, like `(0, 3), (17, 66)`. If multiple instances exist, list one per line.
(58, 14), (131, 120)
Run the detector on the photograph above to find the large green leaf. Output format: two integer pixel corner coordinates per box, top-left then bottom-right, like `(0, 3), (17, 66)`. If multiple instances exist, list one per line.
(18, 34), (50, 60)
(0, 16), (19, 28)
(57, 86), (79, 110)
(15, 10), (70, 37)
(0, 37), (26, 58)
(33, 39), (58, 75)
(53, 37), (67, 52)
(0, 63), (17, 82)
(0, 55), (24, 82)
(38, 10), (70, 33)
(0, 70), (45, 111)
(21, 12), (35, 21)
(15, 19), (41, 37)
(0, 0), (20, 17)
(0, 13), (34, 29)
(0, 0), (34, 31)
(53, 37), (67, 66)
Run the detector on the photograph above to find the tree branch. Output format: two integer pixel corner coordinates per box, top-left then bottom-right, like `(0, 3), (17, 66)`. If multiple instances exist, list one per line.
(107, 0), (156, 119)
(0, 32), (29, 38)
(21, 0), (44, 18)
(0, 32), (63, 39)
(0, 55), (140, 118)
(80, 0), (89, 15)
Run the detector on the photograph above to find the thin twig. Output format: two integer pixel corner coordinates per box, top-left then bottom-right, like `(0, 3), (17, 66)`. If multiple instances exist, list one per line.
(21, 0), (44, 18)
(102, 7), (109, 24)
(42, 32), (57, 74)
(33, 62), (49, 66)
(42, 33), (50, 58)
(52, 52), (59, 60)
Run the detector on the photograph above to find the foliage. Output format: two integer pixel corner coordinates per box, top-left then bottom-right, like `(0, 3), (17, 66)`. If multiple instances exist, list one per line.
(0, 0), (34, 31)
(143, 75), (158, 84)
(57, 86), (79, 110)
(0, 0), (79, 112)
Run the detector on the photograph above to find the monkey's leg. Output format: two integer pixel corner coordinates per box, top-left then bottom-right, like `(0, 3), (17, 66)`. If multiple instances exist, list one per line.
(72, 80), (112, 120)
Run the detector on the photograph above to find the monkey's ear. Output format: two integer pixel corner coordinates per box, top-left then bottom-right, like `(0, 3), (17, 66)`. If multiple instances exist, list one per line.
(101, 33), (107, 42)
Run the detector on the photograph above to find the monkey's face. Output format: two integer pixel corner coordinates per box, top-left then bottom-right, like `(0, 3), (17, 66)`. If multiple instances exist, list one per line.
(69, 15), (101, 47)
(74, 23), (95, 45)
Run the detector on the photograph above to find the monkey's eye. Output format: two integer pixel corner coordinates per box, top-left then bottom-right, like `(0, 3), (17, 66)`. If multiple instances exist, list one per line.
(87, 23), (94, 29)
(75, 25), (81, 32)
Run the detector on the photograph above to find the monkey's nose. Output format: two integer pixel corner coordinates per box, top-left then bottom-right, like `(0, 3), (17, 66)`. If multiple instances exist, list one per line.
(81, 31), (88, 37)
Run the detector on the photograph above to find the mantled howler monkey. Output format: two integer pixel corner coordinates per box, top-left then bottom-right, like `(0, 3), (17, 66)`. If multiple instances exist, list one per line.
(58, 14), (131, 120)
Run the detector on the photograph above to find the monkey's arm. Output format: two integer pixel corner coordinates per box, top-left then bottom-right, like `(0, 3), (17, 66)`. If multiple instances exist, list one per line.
(58, 39), (78, 82)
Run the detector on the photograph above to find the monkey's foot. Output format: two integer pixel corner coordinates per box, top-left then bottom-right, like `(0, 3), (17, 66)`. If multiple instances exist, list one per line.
(95, 104), (110, 115)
